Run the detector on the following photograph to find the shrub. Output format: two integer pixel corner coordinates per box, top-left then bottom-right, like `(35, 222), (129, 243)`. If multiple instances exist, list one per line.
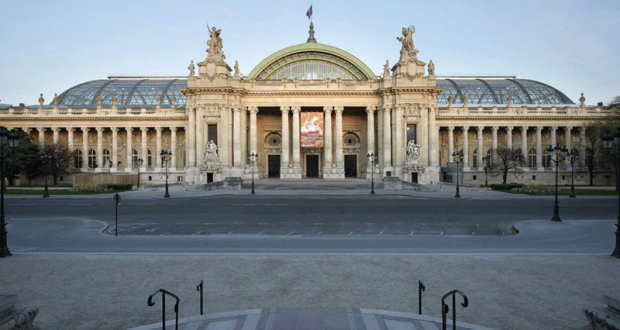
(490, 183), (524, 191)
(522, 184), (553, 192)
(104, 183), (133, 191)
(72, 183), (107, 192)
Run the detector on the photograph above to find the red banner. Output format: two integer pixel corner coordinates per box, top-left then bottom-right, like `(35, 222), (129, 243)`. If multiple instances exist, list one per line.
(300, 112), (324, 147)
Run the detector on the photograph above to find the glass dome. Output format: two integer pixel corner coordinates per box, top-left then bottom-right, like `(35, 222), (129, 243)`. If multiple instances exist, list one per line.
(436, 78), (574, 105)
(268, 59), (357, 80)
(56, 78), (187, 108)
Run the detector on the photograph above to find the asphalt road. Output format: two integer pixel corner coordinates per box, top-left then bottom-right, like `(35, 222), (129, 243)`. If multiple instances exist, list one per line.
(4, 195), (617, 236)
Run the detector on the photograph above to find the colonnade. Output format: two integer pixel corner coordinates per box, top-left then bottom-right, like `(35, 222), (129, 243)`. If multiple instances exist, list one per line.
(443, 125), (587, 170)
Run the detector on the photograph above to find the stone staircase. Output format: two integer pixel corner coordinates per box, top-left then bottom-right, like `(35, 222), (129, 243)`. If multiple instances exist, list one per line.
(0, 295), (39, 330)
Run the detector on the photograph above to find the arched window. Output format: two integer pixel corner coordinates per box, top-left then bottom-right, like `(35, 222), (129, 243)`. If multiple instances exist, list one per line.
(472, 148), (478, 168)
(88, 149), (97, 169)
(528, 148), (537, 168)
(103, 149), (110, 167)
(343, 132), (360, 146)
(147, 149), (152, 168)
(74, 150), (82, 169)
(132, 149), (138, 167)
(542, 148), (551, 168)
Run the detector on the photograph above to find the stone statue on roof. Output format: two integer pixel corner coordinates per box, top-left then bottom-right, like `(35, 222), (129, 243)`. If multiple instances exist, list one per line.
(427, 60), (435, 76)
(206, 25), (225, 60)
(383, 60), (390, 78)
(112, 92), (117, 107)
(580, 93), (586, 106)
(53, 93), (59, 107)
(38, 93), (44, 106)
(397, 26), (419, 62)
(233, 61), (240, 77)
(188, 60), (195, 77)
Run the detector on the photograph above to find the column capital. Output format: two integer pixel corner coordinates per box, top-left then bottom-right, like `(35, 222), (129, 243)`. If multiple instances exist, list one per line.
(365, 106), (376, 113)
(248, 106), (259, 114)
(477, 126), (484, 131)
(448, 125), (454, 131)
(492, 126), (499, 131)
(580, 125), (587, 131)
(81, 127), (89, 132)
(126, 127), (134, 132)
(506, 126), (514, 131)
(51, 127), (59, 132)
(170, 127), (178, 132)
(95, 127), (104, 133)
(550, 126), (558, 131)
(520, 126), (528, 132)
(280, 106), (290, 114)
(291, 106), (301, 114)
(323, 106), (333, 113)
(37, 126), (46, 132)
(462, 126), (469, 131)
(535, 126), (543, 131)
(233, 106), (243, 113)
(381, 105), (391, 113)
(140, 126), (148, 132)
(68, 127), (76, 132)
(155, 127), (163, 132)
(565, 126), (573, 131)
(334, 107), (344, 114)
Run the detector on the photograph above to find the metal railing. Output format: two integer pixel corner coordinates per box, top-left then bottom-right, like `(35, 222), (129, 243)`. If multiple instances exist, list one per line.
(147, 289), (180, 330)
(441, 289), (468, 330)
(418, 280), (425, 315)
(197, 280), (203, 315)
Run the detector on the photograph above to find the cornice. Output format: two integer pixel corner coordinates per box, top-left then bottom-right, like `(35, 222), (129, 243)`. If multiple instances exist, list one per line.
(245, 91), (379, 97)
(1, 116), (188, 122)
(436, 116), (604, 121)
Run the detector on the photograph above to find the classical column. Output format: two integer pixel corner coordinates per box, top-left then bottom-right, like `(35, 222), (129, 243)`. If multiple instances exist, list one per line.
(428, 105), (437, 167)
(365, 106), (375, 170)
(565, 126), (572, 170)
(38, 127), (45, 146)
(249, 106), (259, 154)
(292, 106), (301, 169)
(477, 126), (484, 170)
(280, 106), (290, 169)
(125, 127), (133, 172)
(550, 126), (557, 147)
(155, 127), (163, 171)
(395, 106), (404, 170)
(233, 106), (242, 167)
(81, 127), (89, 170)
(383, 106), (392, 168)
(52, 128), (59, 144)
(492, 126), (498, 162)
(196, 107), (204, 166)
(377, 106), (384, 167)
(188, 108), (196, 167)
(448, 126), (454, 164)
(462, 126), (469, 170)
(506, 126), (513, 150)
(334, 106), (344, 170)
(418, 105), (428, 166)
(111, 127), (118, 172)
(68, 128), (75, 151)
(580, 126), (586, 168)
(535, 126), (543, 170)
(241, 109), (247, 167)
(324, 106), (333, 167)
(170, 127), (177, 171)
(521, 127), (528, 169)
(96, 127), (103, 172)
(141, 127), (148, 170)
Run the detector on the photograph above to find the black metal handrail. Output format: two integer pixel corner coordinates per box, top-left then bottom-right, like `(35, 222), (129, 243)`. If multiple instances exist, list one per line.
(197, 280), (203, 315)
(418, 280), (425, 315)
(148, 289), (180, 330)
(441, 289), (468, 330)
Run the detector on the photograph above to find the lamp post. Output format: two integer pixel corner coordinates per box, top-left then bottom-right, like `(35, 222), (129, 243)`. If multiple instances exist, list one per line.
(547, 143), (568, 222)
(39, 151), (53, 198)
(136, 158), (144, 188)
(367, 151), (376, 195)
(160, 150), (172, 198)
(566, 150), (578, 198)
(602, 127), (620, 258)
(452, 151), (463, 198)
(248, 152), (257, 194)
(1, 128), (19, 258)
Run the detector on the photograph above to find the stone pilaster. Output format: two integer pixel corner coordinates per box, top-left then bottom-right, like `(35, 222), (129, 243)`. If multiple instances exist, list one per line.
(292, 106), (301, 174)
(383, 106), (392, 173)
(125, 127), (133, 172)
(188, 108), (196, 167)
(492, 126), (498, 162)
(428, 105), (437, 167)
(95, 127), (103, 172)
(38, 127), (45, 146)
(155, 127), (163, 171)
(170, 127), (177, 171)
(233, 106), (242, 168)
(334, 106), (344, 170)
(477, 126), (484, 171)
(535, 126), (543, 171)
(580, 126), (586, 168)
(506, 126), (513, 150)
(280, 106), (290, 175)
(323, 106), (333, 174)
(462, 126), (469, 170)
(81, 127), (89, 171)
(196, 107), (204, 167)
(111, 127), (118, 172)
(565, 126), (572, 170)
(68, 127), (74, 151)
(365, 106), (375, 178)
(52, 127), (59, 144)
(448, 126), (454, 165)
(521, 127), (528, 169)
(141, 126), (148, 171)
(550, 126), (557, 148)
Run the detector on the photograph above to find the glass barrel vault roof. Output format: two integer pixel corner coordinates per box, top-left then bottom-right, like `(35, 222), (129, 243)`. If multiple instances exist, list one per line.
(55, 77), (573, 108)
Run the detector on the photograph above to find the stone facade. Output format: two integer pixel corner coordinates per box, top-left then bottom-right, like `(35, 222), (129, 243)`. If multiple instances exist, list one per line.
(0, 25), (610, 186)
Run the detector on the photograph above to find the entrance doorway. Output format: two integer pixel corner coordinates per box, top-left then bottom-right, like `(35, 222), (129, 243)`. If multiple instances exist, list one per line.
(306, 155), (319, 177)
(344, 155), (357, 177)
(411, 172), (418, 183)
(268, 155), (280, 178)
(207, 172), (214, 183)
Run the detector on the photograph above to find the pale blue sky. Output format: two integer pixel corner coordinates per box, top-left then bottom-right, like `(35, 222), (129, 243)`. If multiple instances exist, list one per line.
(1, 0), (619, 106)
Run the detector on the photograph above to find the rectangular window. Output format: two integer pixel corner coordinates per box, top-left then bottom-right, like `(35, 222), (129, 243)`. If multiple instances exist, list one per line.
(208, 124), (218, 146)
(473, 175), (477, 180)
(407, 125), (417, 143)
(532, 175), (536, 180)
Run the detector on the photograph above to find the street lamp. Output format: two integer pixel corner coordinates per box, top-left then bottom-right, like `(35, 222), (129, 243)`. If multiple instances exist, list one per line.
(1, 128), (19, 258)
(39, 151), (53, 198)
(565, 150), (578, 198)
(136, 158), (144, 188)
(248, 152), (257, 194)
(547, 143), (568, 222)
(602, 127), (620, 258)
(452, 151), (463, 198)
(367, 151), (376, 195)
(160, 150), (172, 198)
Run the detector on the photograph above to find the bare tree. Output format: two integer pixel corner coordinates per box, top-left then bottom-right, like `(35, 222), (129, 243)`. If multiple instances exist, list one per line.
(481, 155), (500, 186)
(39, 142), (76, 185)
(494, 147), (526, 184)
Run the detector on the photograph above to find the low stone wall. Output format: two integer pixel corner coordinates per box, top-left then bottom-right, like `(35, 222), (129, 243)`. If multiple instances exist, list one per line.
(383, 177), (402, 190)
(203, 177), (243, 191)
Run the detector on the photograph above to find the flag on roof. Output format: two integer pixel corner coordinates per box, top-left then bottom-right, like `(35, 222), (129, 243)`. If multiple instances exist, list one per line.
(306, 5), (312, 19)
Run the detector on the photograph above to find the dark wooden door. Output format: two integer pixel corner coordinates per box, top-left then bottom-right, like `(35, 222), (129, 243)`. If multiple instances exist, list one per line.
(344, 155), (357, 177)
(306, 155), (319, 177)
(268, 155), (280, 178)
(411, 172), (418, 183)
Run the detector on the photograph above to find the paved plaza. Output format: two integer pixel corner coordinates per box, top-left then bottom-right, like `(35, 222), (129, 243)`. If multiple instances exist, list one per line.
(1, 183), (619, 330)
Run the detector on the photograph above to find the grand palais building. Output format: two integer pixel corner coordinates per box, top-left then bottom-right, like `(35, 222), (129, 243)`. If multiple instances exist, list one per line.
(0, 24), (611, 186)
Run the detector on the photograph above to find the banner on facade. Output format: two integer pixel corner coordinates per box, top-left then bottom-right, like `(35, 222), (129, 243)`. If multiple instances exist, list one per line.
(300, 112), (324, 148)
